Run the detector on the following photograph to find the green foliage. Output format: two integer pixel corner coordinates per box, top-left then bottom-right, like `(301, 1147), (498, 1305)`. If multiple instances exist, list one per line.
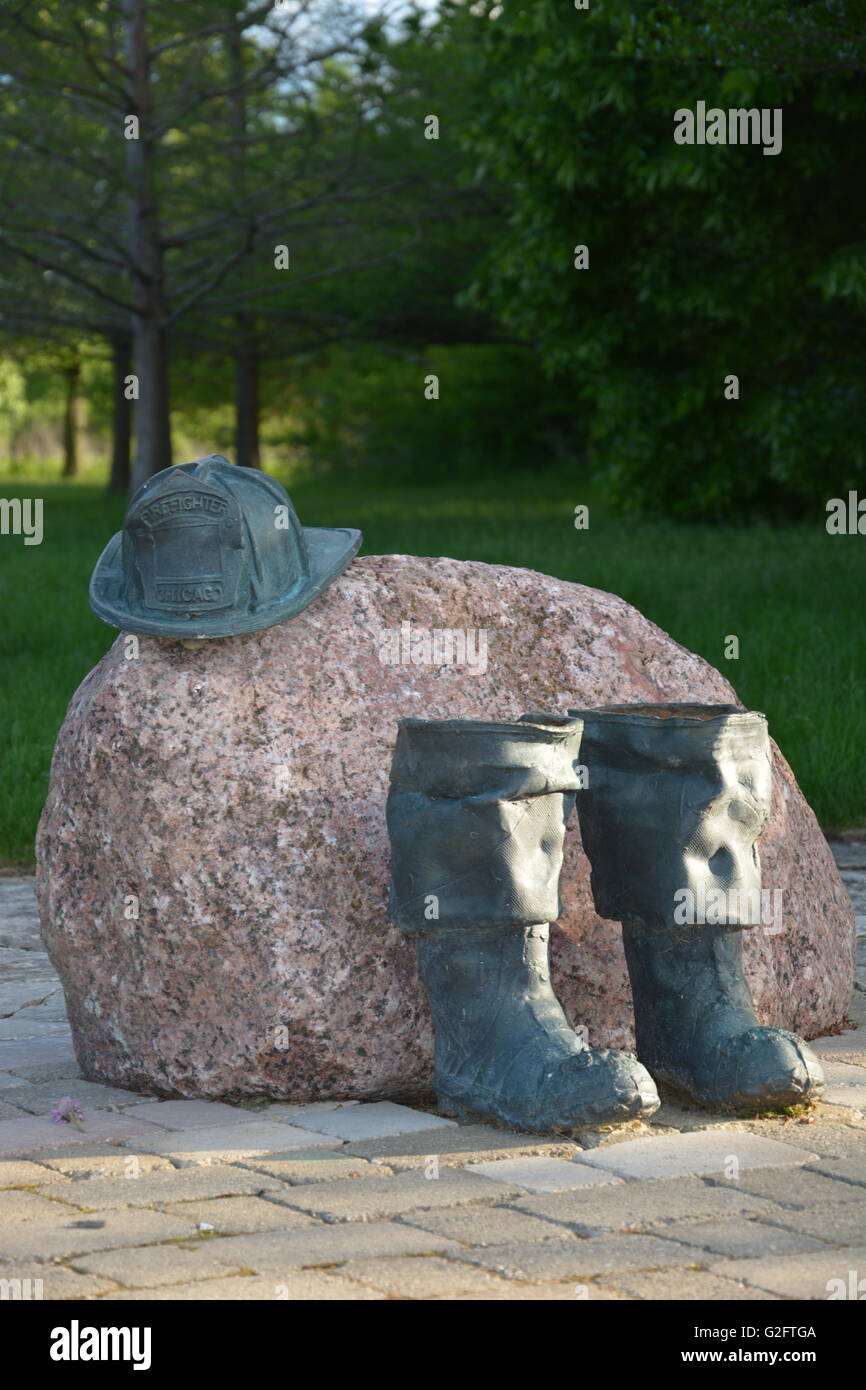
(456, 0), (866, 517)
(618, 1), (866, 72)
(0, 340), (116, 476)
(0, 360), (27, 454)
(271, 343), (582, 478)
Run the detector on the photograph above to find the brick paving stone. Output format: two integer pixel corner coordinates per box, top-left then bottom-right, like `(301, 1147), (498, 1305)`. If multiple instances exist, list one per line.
(124, 1100), (266, 1130)
(0, 1002), (68, 1029)
(257, 1101), (358, 1120)
(0, 949), (56, 984)
(810, 1028), (866, 1063)
(821, 1061), (866, 1086)
(2, 1079), (149, 1115)
(601, 1268), (780, 1301)
(0, 981), (65, 1016)
(823, 1083), (866, 1108)
(758, 1202), (866, 1246)
(0, 1262), (121, 1300)
(0, 1158), (60, 1187)
(709, 1246), (866, 1299)
(72, 1243), (243, 1288)
(5, 1062), (84, 1083)
(99, 1272), (384, 1300)
(511, 1176), (779, 1235)
(653, 1217), (827, 1259)
(705, 1165), (866, 1209)
(0, 1207), (198, 1260)
(0, 1189), (75, 1223)
(806, 1156), (866, 1187)
(460, 1233), (700, 1282)
(206, 1220), (462, 1270)
(238, 1152), (384, 1184)
(0, 959), (45, 983)
(467, 1155), (625, 1194)
(275, 1168), (516, 1222)
(443, 1280), (625, 1301)
(0, 1021), (70, 1041)
(0, 875), (39, 927)
(0, 1102), (29, 1121)
(575, 1130), (818, 1181)
(341, 1125), (578, 1170)
(0, 961), (44, 987)
(34, 1147), (175, 1178)
(337, 1254), (515, 1299)
(130, 1120), (343, 1164)
(20, 1001), (69, 1026)
(291, 1102), (456, 1142)
(398, 1204), (575, 1248)
(755, 1119), (866, 1160)
(0, 956), (48, 982)
(36, 1164), (285, 1210)
(161, 1196), (314, 1235)
(0, 1037), (76, 1069)
(0, 1111), (167, 1156)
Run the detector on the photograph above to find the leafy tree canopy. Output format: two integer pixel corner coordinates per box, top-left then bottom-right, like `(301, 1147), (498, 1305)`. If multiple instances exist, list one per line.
(455, 0), (866, 517)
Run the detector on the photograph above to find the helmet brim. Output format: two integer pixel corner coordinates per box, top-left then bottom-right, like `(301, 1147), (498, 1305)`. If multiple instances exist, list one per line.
(89, 524), (362, 639)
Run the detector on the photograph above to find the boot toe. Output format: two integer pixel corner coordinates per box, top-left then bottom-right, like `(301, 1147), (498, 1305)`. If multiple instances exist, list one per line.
(537, 1047), (660, 1129)
(711, 1027), (825, 1111)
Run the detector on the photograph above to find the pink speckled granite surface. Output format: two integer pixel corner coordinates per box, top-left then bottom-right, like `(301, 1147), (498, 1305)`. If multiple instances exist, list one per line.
(36, 556), (855, 1101)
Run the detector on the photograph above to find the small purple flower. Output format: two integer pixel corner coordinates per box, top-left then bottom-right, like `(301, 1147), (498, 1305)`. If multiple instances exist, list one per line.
(51, 1097), (85, 1131)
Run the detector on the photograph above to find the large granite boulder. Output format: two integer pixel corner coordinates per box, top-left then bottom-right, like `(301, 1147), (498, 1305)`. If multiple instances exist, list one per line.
(36, 555), (855, 1101)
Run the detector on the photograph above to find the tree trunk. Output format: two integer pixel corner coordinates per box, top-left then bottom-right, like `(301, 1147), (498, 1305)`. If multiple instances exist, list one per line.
(123, 0), (172, 491)
(130, 317), (172, 491)
(62, 359), (84, 479)
(108, 335), (133, 494)
(234, 323), (261, 468)
(226, 17), (260, 468)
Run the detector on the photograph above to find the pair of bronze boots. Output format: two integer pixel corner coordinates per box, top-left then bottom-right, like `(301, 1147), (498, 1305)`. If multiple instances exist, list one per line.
(386, 704), (824, 1133)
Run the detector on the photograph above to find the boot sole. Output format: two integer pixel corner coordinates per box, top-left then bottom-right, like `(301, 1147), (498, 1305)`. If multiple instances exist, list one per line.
(436, 1085), (659, 1134)
(652, 1069), (825, 1114)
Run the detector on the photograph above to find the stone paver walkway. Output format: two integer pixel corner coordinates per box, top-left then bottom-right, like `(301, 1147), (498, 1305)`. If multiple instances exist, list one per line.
(0, 848), (864, 1301)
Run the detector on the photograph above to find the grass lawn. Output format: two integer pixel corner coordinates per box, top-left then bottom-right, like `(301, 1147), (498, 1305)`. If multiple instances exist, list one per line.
(1, 471), (863, 864)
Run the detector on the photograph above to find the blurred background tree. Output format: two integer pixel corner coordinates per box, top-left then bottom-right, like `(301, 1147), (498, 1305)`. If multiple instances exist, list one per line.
(0, 0), (470, 487)
(458, 0), (866, 517)
(1, 0), (865, 515)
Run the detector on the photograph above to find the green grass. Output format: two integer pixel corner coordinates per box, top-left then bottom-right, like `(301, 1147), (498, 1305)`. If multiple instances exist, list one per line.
(1, 471), (863, 865)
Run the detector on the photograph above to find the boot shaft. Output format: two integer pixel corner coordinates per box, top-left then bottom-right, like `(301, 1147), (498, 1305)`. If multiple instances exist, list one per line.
(385, 715), (663, 1129)
(387, 716), (583, 932)
(570, 703), (772, 926)
(416, 922), (559, 1020)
